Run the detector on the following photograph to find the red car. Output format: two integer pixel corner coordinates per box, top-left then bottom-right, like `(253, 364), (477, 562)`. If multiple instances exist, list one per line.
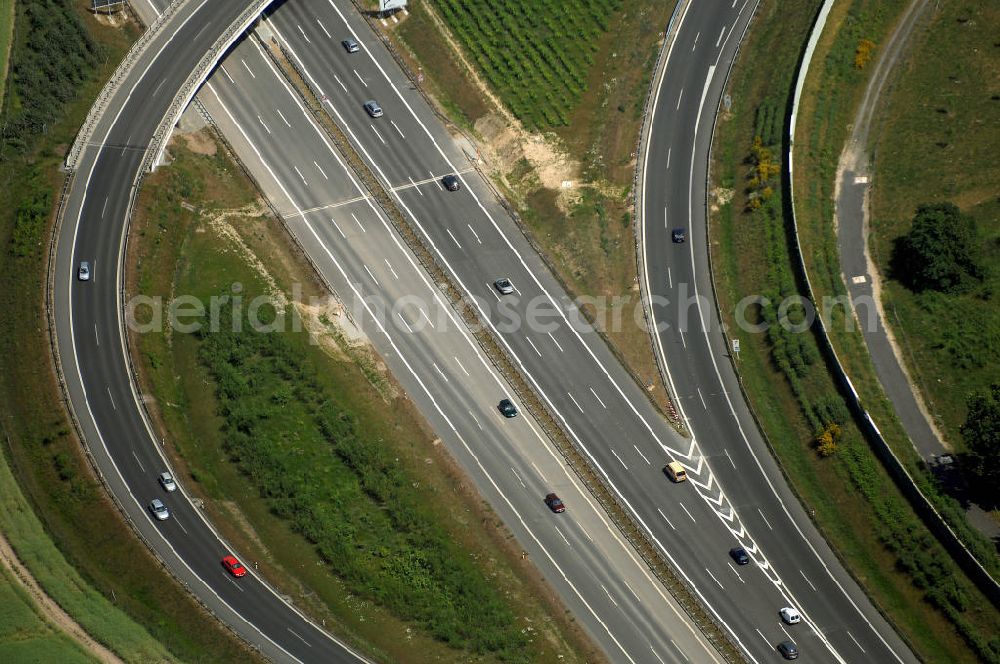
(544, 493), (566, 513)
(221, 555), (247, 578)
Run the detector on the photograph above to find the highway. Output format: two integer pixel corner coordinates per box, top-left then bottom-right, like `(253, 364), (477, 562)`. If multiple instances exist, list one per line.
(57, 1), (722, 663)
(195, 30), (720, 664)
(54, 1), (370, 662)
(52, 0), (921, 662)
(260, 0), (919, 661)
(640, 0), (918, 662)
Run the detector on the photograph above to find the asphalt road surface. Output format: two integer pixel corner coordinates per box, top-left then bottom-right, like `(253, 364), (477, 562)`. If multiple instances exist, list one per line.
(59, 1), (723, 662)
(55, 1), (371, 661)
(55, 0), (922, 662)
(641, 0), (917, 662)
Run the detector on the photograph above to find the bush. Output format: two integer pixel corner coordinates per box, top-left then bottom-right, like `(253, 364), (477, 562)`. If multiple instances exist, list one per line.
(891, 203), (984, 293)
(814, 422), (842, 457)
(960, 384), (1000, 508)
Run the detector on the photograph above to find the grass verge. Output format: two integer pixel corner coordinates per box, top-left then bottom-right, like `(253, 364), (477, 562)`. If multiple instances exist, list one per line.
(0, 0), (14, 104)
(0, 563), (95, 664)
(127, 128), (604, 664)
(710, 0), (1000, 661)
(0, 3), (265, 662)
(867, 2), (1000, 453)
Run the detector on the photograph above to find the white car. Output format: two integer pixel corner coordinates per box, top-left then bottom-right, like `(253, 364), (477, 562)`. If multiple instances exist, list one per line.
(158, 472), (177, 492)
(780, 607), (801, 625)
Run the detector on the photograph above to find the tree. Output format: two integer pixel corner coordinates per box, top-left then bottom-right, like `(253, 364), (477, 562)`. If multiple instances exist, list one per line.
(892, 203), (983, 293)
(960, 384), (1000, 506)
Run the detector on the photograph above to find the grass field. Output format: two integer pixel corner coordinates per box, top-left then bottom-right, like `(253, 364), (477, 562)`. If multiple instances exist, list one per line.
(0, 0), (14, 105)
(710, 1), (1000, 662)
(0, 3), (262, 662)
(0, 565), (96, 664)
(868, 1), (1000, 449)
(431, 0), (621, 129)
(127, 131), (602, 664)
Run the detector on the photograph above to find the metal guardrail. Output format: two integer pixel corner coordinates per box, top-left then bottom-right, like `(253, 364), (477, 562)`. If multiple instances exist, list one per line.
(65, 0), (187, 170)
(50, 3), (351, 658)
(784, 0), (1000, 607)
(630, 0), (691, 428)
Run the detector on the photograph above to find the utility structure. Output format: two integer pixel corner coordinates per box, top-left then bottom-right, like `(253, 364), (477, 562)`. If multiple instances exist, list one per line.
(91, 0), (127, 14)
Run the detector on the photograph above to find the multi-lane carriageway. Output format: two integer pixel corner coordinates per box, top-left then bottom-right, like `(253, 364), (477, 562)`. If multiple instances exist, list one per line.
(57, 0), (919, 662)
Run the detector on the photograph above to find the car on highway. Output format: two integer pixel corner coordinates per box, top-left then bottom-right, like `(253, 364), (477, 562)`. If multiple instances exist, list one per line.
(544, 493), (566, 513)
(498, 399), (518, 418)
(341, 38), (359, 53)
(442, 174), (461, 191)
(158, 471), (177, 492)
(493, 278), (514, 295)
(729, 546), (750, 565)
(78, 261), (90, 281)
(664, 460), (687, 482)
(222, 555), (247, 577)
(777, 640), (799, 659)
(671, 227), (686, 243)
(148, 498), (169, 521)
(363, 100), (383, 118)
(780, 607), (801, 624)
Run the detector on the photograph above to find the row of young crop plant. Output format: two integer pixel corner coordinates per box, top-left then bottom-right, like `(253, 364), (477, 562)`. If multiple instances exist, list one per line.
(432, 0), (621, 128)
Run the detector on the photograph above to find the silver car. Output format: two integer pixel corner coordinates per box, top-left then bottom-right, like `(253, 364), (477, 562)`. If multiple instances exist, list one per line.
(363, 100), (383, 118)
(493, 278), (514, 295)
(78, 261), (90, 281)
(158, 472), (177, 492)
(149, 498), (170, 521)
(342, 38), (359, 53)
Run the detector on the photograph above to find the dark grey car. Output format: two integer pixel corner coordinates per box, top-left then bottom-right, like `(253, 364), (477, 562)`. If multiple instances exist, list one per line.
(672, 227), (687, 243)
(777, 640), (799, 660)
(498, 399), (518, 418)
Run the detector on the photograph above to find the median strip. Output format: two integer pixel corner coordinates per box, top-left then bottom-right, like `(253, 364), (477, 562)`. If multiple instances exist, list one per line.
(260, 33), (745, 664)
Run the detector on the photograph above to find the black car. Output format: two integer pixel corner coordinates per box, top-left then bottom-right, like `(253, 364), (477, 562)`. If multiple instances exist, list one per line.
(729, 546), (750, 565)
(777, 640), (799, 660)
(498, 399), (518, 418)
(442, 174), (461, 191)
(672, 227), (687, 243)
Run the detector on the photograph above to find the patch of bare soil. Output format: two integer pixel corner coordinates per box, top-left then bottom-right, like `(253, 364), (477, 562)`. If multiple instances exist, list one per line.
(179, 130), (218, 156)
(415, 2), (581, 209)
(0, 533), (123, 664)
(205, 207), (287, 307)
